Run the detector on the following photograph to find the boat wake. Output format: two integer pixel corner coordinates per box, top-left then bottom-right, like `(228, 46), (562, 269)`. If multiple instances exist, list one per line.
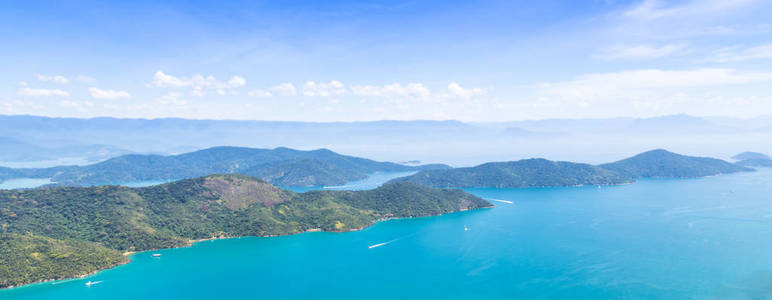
(487, 198), (513, 204)
(368, 238), (400, 249)
(85, 281), (103, 287)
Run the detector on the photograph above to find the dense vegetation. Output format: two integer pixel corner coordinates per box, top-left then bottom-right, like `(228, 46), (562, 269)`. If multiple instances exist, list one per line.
(389, 149), (757, 188)
(0, 146), (449, 187)
(0, 233), (127, 288)
(599, 149), (754, 178)
(0, 174), (489, 288)
(388, 158), (633, 188)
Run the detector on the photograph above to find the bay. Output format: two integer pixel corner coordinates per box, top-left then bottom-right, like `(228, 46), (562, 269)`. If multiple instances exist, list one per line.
(3, 169), (772, 299)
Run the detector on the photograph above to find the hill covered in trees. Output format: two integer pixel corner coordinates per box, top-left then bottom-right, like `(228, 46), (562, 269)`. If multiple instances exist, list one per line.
(0, 174), (489, 288)
(389, 149), (755, 188)
(599, 149), (754, 178)
(0, 146), (449, 187)
(388, 158), (633, 188)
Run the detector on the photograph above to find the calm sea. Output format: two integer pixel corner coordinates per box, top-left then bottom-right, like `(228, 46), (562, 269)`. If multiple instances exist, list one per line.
(3, 169), (771, 299)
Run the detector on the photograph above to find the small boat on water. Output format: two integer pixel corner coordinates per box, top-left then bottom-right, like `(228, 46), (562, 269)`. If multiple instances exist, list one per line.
(152, 253), (161, 257)
(464, 225), (470, 231)
(85, 281), (102, 286)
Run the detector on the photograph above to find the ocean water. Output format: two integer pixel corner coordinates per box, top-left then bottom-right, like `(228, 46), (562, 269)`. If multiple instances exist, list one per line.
(112, 180), (176, 188)
(285, 171), (417, 192)
(0, 178), (52, 190)
(3, 169), (772, 299)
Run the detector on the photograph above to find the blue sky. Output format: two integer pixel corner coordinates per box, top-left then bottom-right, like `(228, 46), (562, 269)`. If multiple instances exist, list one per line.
(1, 0), (771, 121)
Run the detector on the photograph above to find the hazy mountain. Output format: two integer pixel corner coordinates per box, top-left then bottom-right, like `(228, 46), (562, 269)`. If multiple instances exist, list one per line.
(731, 152), (770, 161)
(0, 136), (130, 162)
(732, 152), (772, 167)
(2, 114), (772, 166)
(599, 149), (754, 178)
(389, 158), (632, 188)
(0, 146), (450, 187)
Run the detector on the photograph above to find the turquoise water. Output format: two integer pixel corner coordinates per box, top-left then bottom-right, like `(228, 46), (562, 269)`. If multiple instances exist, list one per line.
(0, 171), (413, 191)
(3, 169), (772, 299)
(0, 178), (52, 189)
(285, 171), (417, 192)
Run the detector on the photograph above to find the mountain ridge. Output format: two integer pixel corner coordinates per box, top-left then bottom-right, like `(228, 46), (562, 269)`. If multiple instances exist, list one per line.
(389, 149), (754, 188)
(0, 146), (450, 187)
(0, 174), (490, 288)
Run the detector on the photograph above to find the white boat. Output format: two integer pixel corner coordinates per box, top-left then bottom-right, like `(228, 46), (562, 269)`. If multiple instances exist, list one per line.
(152, 253), (161, 257)
(464, 225), (470, 231)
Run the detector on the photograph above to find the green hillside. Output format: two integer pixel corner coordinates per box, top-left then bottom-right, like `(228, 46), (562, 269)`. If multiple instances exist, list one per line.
(388, 158), (633, 188)
(0, 174), (489, 288)
(600, 149), (754, 178)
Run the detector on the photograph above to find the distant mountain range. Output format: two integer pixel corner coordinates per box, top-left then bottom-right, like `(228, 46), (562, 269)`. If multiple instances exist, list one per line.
(2, 113), (772, 166)
(0, 136), (130, 163)
(389, 149), (754, 188)
(0, 146), (449, 187)
(0, 174), (490, 288)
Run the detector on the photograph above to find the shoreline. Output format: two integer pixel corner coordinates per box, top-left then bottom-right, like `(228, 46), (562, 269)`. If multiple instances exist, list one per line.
(1, 259), (130, 290)
(1, 205), (492, 291)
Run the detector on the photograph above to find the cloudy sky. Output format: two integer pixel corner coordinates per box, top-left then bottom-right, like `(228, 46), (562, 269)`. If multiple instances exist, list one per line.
(1, 0), (771, 121)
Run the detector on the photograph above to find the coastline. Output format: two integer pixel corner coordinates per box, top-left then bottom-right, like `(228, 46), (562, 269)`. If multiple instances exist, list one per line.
(1, 258), (130, 290)
(1, 205), (492, 291)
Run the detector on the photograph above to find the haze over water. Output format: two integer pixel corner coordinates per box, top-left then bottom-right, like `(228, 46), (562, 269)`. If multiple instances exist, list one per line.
(3, 169), (772, 299)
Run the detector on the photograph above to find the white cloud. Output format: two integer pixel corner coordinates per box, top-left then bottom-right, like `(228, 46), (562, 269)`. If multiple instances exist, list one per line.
(622, 0), (756, 20)
(270, 83), (297, 96)
(228, 76), (246, 88)
(302, 80), (347, 96)
(152, 71), (192, 88)
(155, 92), (188, 106)
(74, 75), (97, 83)
(17, 87), (69, 97)
(607, 0), (766, 41)
(351, 83), (431, 98)
(447, 82), (486, 98)
(248, 89), (272, 97)
(151, 70), (245, 96)
(88, 87), (132, 100)
(710, 44), (772, 62)
(596, 44), (687, 60)
(532, 68), (772, 115)
(36, 74), (69, 84)
(541, 69), (772, 92)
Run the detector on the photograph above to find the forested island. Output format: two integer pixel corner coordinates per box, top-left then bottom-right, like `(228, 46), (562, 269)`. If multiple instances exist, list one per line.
(0, 146), (449, 187)
(389, 158), (632, 188)
(599, 149), (753, 178)
(389, 149), (754, 188)
(0, 174), (489, 288)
